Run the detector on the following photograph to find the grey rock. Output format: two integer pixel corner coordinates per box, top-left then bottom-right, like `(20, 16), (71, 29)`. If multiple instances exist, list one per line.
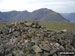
(2, 27), (9, 35)
(32, 45), (42, 53)
(12, 31), (21, 37)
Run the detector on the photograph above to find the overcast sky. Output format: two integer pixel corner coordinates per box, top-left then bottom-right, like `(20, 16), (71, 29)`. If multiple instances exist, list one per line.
(0, 0), (75, 13)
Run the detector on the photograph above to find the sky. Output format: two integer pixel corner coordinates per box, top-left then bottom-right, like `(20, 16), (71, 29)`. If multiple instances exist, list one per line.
(0, 0), (75, 13)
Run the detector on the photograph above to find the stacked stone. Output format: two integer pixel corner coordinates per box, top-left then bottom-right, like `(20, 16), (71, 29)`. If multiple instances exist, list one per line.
(0, 21), (75, 56)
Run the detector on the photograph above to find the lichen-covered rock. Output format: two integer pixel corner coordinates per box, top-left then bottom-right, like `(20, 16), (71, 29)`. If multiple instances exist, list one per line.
(13, 50), (25, 56)
(32, 45), (42, 53)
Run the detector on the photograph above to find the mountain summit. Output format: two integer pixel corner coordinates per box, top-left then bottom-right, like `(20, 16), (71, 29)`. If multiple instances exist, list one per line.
(0, 8), (69, 22)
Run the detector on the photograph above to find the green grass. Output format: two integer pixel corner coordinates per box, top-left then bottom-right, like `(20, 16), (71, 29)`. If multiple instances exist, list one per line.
(39, 22), (75, 30)
(0, 22), (75, 31)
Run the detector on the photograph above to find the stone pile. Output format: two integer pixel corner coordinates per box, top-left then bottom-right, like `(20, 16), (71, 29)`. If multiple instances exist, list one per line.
(0, 21), (75, 56)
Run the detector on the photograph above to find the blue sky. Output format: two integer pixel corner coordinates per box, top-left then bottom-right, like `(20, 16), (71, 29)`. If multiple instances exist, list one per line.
(0, 0), (75, 13)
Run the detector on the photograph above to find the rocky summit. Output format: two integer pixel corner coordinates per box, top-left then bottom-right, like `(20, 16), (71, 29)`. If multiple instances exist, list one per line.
(0, 21), (75, 56)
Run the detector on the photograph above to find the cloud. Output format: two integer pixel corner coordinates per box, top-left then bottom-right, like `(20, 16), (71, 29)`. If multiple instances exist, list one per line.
(0, 0), (75, 13)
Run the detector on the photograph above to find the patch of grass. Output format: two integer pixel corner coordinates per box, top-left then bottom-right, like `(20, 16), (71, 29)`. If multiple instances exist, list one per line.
(0, 22), (75, 31)
(39, 22), (75, 30)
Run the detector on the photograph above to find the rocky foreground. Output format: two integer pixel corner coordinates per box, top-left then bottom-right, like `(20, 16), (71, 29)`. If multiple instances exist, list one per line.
(0, 22), (75, 56)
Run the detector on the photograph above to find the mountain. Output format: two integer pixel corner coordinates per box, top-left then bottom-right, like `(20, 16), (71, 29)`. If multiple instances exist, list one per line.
(61, 13), (75, 22)
(0, 8), (69, 22)
(0, 11), (31, 21)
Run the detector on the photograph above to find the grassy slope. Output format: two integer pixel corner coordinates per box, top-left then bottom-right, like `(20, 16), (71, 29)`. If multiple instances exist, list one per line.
(0, 22), (75, 30)
(39, 22), (75, 30)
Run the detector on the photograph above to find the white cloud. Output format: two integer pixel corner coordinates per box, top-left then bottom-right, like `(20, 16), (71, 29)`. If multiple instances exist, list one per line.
(0, 0), (75, 13)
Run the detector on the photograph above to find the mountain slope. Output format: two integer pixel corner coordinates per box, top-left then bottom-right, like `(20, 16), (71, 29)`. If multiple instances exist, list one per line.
(61, 13), (75, 22)
(0, 8), (69, 22)
(31, 8), (69, 22)
(0, 11), (31, 21)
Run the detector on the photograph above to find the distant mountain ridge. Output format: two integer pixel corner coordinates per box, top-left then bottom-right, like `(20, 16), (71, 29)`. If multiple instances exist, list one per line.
(0, 8), (69, 22)
(61, 13), (75, 22)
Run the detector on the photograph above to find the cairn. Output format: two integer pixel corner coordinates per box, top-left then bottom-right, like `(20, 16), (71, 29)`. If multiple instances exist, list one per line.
(0, 21), (75, 56)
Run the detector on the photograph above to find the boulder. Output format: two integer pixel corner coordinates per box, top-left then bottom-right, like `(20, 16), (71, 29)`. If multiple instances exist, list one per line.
(32, 45), (42, 53)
